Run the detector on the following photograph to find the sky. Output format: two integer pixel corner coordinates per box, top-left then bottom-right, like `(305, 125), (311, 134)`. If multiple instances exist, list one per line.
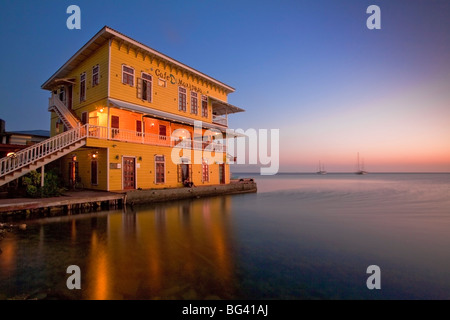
(0, 0), (449, 172)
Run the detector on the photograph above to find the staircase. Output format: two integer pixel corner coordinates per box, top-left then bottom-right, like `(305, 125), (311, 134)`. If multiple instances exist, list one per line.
(0, 125), (88, 187)
(48, 94), (80, 129)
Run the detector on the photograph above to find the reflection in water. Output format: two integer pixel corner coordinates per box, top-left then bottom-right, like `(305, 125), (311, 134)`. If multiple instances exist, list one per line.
(3, 174), (449, 300)
(0, 196), (237, 299)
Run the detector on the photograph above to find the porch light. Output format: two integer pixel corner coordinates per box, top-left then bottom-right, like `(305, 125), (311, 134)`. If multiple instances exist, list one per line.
(99, 108), (104, 113)
(6, 152), (17, 159)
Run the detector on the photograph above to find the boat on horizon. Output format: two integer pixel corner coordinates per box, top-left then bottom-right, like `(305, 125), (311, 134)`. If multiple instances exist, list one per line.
(355, 152), (368, 175)
(317, 161), (327, 175)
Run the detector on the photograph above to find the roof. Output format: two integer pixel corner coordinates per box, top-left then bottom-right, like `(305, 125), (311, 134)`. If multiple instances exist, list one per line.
(42, 26), (235, 93)
(209, 97), (245, 115)
(7, 130), (50, 137)
(108, 98), (231, 132)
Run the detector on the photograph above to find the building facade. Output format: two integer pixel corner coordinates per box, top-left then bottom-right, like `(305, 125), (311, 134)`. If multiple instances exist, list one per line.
(41, 26), (244, 191)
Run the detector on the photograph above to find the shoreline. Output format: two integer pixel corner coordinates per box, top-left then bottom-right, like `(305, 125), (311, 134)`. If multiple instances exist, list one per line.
(0, 179), (257, 221)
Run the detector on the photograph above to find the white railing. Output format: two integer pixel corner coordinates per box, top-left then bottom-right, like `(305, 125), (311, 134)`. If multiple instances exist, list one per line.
(1, 123), (227, 178)
(0, 124), (88, 177)
(212, 114), (228, 126)
(86, 125), (226, 152)
(48, 94), (80, 129)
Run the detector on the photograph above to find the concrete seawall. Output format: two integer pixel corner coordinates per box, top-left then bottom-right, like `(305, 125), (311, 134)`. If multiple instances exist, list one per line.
(125, 180), (257, 205)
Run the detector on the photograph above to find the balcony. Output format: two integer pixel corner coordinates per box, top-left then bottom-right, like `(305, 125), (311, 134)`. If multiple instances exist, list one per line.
(212, 114), (228, 126)
(86, 125), (226, 152)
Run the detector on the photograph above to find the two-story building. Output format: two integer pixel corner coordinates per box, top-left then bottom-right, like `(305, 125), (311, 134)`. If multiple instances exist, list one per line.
(34, 26), (243, 191)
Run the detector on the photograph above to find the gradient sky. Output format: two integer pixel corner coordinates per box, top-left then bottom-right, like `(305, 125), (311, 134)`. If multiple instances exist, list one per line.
(0, 0), (449, 172)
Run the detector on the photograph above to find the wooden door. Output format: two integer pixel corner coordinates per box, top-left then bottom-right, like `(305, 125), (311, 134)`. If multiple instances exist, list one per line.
(219, 164), (225, 184)
(123, 157), (136, 190)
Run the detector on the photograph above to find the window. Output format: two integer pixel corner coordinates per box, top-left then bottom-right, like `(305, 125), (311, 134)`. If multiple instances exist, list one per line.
(202, 95), (208, 118)
(178, 87), (187, 111)
(91, 159), (98, 185)
(111, 115), (119, 138)
(137, 72), (152, 102)
(202, 159), (209, 182)
(136, 120), (142, 136)
(191, 91), (198, 115)
(80, 72), (86, 102)
(155, 155), (165, 184)
(92, 65), (99, 86)
(59, 86), (65, 103)
(159, 125), (166, 140)
(122, 65), (134, 86)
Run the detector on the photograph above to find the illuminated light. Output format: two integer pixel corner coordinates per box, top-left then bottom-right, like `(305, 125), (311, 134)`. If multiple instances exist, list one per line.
(6, 152), (17, 158)
(72, 155), (77, 161)
(99, 108), (104, 113)
(151, 123), (155, 127)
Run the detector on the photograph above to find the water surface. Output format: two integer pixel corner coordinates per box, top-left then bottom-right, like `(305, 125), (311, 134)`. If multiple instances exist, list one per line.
(1, 173), (449, 299)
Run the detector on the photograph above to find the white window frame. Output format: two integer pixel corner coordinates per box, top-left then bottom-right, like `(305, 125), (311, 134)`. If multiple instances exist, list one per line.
(201, 95), (208, 118)
(80, 72), (86, 102)
(92, 64), (100, 87)
(191, 91), (198, 115)
(122, 64), (135, 86)
(178, 87), (187, 112)
(137, 72), (152, 102)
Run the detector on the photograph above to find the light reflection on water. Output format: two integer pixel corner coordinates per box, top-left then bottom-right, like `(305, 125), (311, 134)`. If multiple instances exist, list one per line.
(1, 173), (450, 299)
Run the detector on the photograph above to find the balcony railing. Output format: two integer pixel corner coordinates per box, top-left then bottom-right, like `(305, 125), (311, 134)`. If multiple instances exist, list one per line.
(212, 114), (228, 126)
(86, 125), (226, 152)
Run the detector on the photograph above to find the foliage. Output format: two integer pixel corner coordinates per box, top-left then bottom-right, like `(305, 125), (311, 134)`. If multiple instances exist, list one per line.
(22, 169), (65, 198)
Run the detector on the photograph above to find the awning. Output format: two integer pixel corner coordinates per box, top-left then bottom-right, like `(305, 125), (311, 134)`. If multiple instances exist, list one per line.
(108, 98), (232, 132)
(209, 97), (245, 116)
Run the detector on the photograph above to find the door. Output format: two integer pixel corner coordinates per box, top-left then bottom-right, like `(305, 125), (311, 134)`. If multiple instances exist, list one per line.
(111, 115), (119, 138)
(123, 157), (136, 190)
(219, 164), (225, 184)
(181, 164), (190, 183)
(67, 85), (73, 110)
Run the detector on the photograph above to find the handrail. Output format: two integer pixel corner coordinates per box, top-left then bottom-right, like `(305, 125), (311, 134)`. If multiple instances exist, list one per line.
(48, 94), (80, 129)
(86, 125), (226, 152)
(1, 123), (226, 179)
(0, 124), (88, 177)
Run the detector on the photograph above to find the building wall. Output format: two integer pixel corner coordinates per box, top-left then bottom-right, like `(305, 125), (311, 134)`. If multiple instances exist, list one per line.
(109, 39), (228, 123)
(49, 36), (233, 191)
(60, 139), (229, 191)
(61, 147), (108, 191)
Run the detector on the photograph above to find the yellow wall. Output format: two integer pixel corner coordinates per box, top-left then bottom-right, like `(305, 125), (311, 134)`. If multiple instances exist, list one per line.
(69, 43), (109, 113)
(109, 39), (228, 123)
(62, 148), (108, 190)
(83, 138), (228, 191)
(49, 35), (233, 191)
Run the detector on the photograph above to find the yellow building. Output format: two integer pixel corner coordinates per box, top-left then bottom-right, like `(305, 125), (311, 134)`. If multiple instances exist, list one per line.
(36, 26), (244, 191)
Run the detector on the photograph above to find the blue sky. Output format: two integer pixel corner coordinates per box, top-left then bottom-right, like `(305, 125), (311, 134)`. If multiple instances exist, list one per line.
(0, 0), (449, 172)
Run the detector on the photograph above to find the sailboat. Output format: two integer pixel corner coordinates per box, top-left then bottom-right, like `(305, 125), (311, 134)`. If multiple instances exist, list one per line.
(355, 152), (368, 175)
(316, 161), (327, 175)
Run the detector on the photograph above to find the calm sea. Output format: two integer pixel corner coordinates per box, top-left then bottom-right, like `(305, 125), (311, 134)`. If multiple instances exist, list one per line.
(1, 173), (449, 300)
